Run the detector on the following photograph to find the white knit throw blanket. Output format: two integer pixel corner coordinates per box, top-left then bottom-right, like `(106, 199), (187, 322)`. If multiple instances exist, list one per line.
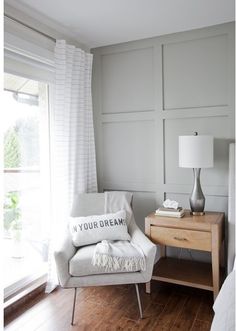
(92, 191), (146, 272)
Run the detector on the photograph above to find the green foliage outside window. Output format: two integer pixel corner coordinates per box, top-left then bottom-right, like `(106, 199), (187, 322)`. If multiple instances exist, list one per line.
(4, 191), (22, 232)
(4, 128), (21, 168)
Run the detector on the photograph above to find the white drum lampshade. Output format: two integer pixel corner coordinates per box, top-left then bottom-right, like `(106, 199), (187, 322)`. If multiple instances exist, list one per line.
(178, 133), (214, 215)
(179, 135), (214, 168)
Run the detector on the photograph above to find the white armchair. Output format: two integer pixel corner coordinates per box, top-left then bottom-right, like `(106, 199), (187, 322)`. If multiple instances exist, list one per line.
(54, 193), (156, 325)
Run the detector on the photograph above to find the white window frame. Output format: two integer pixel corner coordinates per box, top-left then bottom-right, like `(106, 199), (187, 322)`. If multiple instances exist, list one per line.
(3, 26), (55, 302)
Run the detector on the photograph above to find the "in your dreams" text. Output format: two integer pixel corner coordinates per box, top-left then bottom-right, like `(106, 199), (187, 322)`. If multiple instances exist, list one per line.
(72, 218), (126, 232)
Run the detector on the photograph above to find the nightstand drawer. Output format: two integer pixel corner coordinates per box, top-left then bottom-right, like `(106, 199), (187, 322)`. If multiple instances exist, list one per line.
(150, 226), (211, 251)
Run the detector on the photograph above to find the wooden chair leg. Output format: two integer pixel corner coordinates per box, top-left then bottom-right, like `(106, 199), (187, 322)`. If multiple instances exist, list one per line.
(71, 288), (77, 325)
(135, 284), (143, 319)
(146, 281), (151, 294)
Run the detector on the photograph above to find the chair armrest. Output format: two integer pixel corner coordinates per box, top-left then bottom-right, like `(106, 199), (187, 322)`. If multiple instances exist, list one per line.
(129, 222), (156, 256)
(129, 222), (157, 281)
(54, 231), (76, 287)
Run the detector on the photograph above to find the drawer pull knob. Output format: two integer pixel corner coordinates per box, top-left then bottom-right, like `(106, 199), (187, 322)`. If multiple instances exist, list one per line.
(174, 236), (187, 241)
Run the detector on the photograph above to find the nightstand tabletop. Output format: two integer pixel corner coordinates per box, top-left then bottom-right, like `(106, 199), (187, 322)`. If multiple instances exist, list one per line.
(145, 211), (224, 232)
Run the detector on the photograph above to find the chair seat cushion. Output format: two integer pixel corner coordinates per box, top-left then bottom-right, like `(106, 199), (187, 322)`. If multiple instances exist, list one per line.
(69, 244), (141, 276)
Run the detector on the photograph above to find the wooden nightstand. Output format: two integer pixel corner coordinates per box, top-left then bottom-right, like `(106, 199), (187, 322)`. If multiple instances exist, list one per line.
(145, 211), (225, 300)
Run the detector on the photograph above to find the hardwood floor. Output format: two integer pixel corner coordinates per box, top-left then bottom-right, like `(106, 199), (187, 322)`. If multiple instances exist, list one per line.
(4, 282), (214, 331)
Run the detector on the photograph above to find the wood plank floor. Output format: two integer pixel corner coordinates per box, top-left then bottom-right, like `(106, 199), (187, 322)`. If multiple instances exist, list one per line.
(4, 282), (214, 331)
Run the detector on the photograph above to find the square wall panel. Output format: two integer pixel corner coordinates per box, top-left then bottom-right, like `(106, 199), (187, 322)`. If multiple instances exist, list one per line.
(164, 116), (231, 187)
(102, 120), (157, 188)
(101, 47), (154, 113)
(163, 35), (228, 110)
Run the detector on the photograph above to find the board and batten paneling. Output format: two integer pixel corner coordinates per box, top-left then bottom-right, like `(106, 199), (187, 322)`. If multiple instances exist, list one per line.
(92, 22), (235, 261)
(102, 120), (157, 191)
(101, 47), (155, 114)
(162, 34), (228, 110)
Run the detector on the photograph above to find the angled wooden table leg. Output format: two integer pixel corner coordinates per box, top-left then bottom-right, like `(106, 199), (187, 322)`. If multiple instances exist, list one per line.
(212, 224), (220, 300)
(145, 281), (151, 294)
(160, 245), (166, 258)
(145, 218), (152, 294)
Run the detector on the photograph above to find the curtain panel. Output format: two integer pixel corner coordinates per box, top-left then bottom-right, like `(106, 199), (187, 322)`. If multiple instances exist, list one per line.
(46, 40), (97, 292)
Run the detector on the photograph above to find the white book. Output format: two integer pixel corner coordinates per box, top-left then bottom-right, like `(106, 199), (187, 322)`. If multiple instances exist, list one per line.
(155, 209), (185, 218)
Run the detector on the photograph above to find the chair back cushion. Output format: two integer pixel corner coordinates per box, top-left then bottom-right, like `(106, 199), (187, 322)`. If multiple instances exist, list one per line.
(71, 193), (105, 217)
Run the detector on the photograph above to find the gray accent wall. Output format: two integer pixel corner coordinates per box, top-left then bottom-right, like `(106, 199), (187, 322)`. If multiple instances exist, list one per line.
(92, 23), (235, 260)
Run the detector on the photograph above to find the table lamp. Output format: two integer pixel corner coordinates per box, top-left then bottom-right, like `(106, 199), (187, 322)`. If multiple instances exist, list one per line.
(179, 132), (214, 215)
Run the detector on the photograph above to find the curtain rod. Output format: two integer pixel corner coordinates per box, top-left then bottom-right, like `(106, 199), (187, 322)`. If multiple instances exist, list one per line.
(4, 13), (56, 42)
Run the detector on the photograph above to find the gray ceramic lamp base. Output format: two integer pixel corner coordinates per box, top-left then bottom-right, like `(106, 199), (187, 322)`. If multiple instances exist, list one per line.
(190, 211), (205, 216)
(189, 168), (205, 215)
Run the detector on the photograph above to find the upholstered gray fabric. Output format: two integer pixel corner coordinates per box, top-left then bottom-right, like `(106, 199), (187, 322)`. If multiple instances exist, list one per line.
(54, 231), (77, 287)
(70, 193), (104, 217)
(69, 244), (140, 276)
(54, 192), (156, 288)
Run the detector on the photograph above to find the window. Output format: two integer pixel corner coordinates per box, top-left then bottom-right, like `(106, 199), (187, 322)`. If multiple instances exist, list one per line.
(3, 73), (50, 299)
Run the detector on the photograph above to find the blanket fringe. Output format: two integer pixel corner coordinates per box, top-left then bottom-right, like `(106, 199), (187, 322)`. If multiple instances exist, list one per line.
(92, 253), (146, 272)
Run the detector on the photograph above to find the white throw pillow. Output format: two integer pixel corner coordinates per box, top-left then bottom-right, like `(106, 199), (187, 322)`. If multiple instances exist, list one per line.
(69, 210), (131, 247)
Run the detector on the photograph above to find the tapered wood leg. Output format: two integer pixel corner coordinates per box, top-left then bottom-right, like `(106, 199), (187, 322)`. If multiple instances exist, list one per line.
(145, 281), (151, 294)
(145, 218), (154, 295)
(160, 245), (166, 257)
(146, 245), (165, 294)
(212, 226), (220, 300)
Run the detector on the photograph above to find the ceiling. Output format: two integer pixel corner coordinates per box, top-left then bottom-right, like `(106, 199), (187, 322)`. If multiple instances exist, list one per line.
(6, 0), (235, 48)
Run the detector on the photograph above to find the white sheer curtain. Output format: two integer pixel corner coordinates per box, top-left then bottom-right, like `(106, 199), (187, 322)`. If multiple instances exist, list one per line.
(46, 40), (97, 292)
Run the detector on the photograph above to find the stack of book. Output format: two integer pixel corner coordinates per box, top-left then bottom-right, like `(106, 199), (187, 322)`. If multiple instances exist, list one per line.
(155, 207), (185, 218)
